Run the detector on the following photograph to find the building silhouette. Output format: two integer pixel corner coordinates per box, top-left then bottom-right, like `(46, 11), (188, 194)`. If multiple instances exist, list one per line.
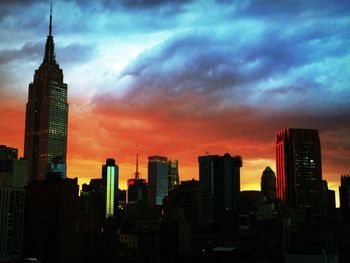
(148, 156), (168, 206)
(198, 153), (242, 232)
(0, 145), (27, 261)
(127, 154), (148, 204)
(261, 166), (276, 202)
(322, 180), (336, 215)
(276, 128), (323, 214)
(24, 6), (68, 181)
(168, 159), (179, 192)
(340, 175), (350, 221)
(102, 158), (119, 219)
(23, 177), (80, 263)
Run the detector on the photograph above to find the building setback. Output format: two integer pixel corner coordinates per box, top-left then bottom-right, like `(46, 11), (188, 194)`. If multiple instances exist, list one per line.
(276, 128), (323, 214)
(23, 6), (68, 181)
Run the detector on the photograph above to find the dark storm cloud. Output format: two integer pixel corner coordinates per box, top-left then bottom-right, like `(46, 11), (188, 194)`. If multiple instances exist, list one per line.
(0, 42), (95, 66)
(241, 0), (350, 16)
(118, 22), (350, 106)
(0, 42), (42, 65)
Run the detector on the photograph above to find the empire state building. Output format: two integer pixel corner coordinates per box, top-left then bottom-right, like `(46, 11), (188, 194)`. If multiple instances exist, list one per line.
(24, 7), (68, 181)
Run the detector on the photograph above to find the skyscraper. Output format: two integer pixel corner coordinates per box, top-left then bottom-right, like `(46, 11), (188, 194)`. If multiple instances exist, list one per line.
(24, 6), (68, 181)
(148, 156), (168, 206)
(276, 128), (323, 213)
(261, 166), (276, 202)
(198, 153), (242, 231)
(168, 159), (179, 192)
(102, 158), (119, 219)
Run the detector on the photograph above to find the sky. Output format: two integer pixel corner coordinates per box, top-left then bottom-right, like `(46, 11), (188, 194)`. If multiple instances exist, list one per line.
(0, 0), (349, 203)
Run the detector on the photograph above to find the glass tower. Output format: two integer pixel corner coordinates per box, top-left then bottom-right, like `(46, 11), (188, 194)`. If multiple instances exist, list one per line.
(148, 156), (168, 206)
(102, 158), (119, 219)
(276, 128), (323, 213)
(24, 7), (68, 181)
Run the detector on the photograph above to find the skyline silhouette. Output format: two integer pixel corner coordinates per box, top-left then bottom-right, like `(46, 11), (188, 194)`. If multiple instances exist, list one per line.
(0, 1), (349, 204)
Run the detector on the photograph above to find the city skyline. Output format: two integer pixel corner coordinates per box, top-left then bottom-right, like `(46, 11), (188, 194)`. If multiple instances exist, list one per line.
(1, 1), (349, 201)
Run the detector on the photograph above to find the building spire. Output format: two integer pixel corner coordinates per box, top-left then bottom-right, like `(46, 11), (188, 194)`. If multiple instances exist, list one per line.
(43, 3), (57, 65)
(49, 3), (52, 36)
(135, 151), (140, 180)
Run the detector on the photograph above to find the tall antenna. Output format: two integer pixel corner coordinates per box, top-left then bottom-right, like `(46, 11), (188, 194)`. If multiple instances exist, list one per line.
(135, 146), (140, 180)
(49, 3), (53, 36)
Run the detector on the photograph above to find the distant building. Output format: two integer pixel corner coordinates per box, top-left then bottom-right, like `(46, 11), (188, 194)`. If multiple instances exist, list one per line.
(23, 177), (80, 263)
(322, 180), (336, 215)
(102, 159), (119, 219)
(128, 179), (148, 204)
(339, 175), (350, 221)
(0, 146), (27, 261)
(0, 145), (18, 173)
(261, 166), (276, 202)
(276, 128), (323, 214)
(148, 156), (168, 206)
(23, 7), (68, 181)
(127, 154), (147, 204)
(80, 179), (106, 262)
(168, 159), (179, 192)
(163, 179), (200, 229)
(47, 156), (66, 179)
(198, 153), (242, 232)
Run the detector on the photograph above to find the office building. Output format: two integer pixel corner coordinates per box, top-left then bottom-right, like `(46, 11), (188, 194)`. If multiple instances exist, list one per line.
(168, 159), (179, 192)
(276, 128), (323, 213)
(0, 146), (27, 261)
(148, 156), (168, 206)
(102, 158), (119, 219)
(261, 166), (276, 202)
(198, 153), (242, 231)
(23, 6), (68, 181)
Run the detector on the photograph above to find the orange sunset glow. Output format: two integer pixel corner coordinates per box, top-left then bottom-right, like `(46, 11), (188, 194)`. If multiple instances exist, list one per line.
(1, 0), (350, 208)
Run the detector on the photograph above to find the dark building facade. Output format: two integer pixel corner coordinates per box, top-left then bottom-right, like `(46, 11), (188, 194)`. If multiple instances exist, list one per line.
(340, 175), (350, 221)
(322, 180), (336, 215)
(24, 8), (68, 181)
(23, 177), (80, 263)
(0, 145), (18, 173)
(0, 146), (27, 261)
(102, 158), (119, 219)
(261, 166), (276, 202)
(198, 153), (242, 231)
(148, 156), (168, 206)
(163, 179), (200, 230)
(276, 128), (323, 214)
(168, 159), (179, 192)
